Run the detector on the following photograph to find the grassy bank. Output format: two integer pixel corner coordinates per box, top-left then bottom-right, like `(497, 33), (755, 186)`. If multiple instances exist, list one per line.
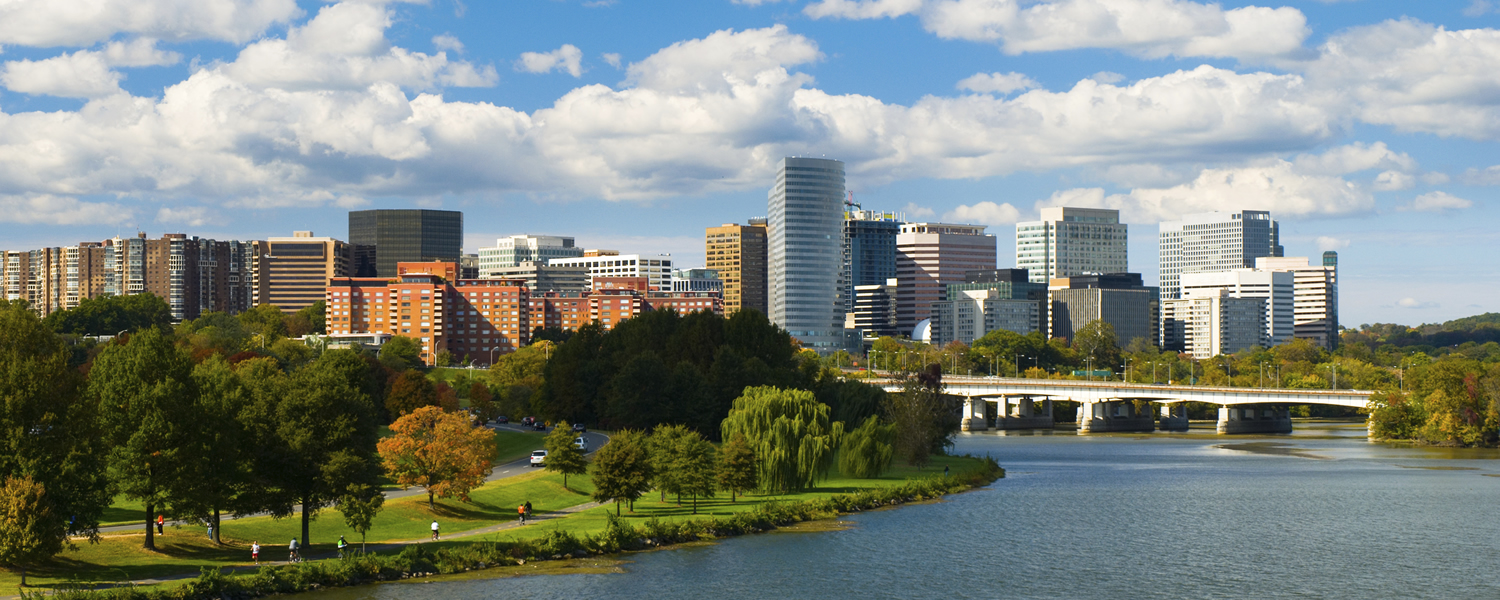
(17, 456), (1000, 598)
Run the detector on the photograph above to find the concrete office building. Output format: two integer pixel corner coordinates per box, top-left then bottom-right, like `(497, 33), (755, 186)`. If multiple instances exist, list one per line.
(895, 223), (997, 334)
(549, 252), (674, 291)
(932, 269), (1047, 346)
(1159, 210), (1282, 299)
(705, 219), (769, 316)
(488, 261), (589, 293)
(477, 235), (583, 275)
(842, 209), (902, 314)
(1181, 269), (1294, 348)
(850, 279), (899, 338)
(1161, 291), (1266, 359)
(768, 157), (846, 354)
(253, 232), (352, 313)
(348, 209), (463, 277)
(1256, 253), (1339, 350)
(1048, 273), (1159, 346)
(672, 268), (725, 294)
(1016, 207), (1128, 284)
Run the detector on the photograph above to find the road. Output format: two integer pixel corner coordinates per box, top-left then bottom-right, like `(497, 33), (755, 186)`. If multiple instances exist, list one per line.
(96, 425), (611, 535)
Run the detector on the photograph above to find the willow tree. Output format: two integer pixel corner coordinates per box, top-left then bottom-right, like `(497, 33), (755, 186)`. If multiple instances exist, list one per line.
(839, 415), (895, 479)
(720, 386), (842, 494)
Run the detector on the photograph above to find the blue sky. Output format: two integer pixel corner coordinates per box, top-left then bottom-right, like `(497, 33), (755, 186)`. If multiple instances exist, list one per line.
(0, 0), (1496, 327)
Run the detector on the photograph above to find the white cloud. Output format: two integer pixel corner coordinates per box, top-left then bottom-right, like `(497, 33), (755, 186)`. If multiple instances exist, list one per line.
(102, 38), (182, 67)
(224, 2), (498, 91)
(1464, 1), (1494, 17)
(1, 51), (123, 98)
(1315, 236), (1349, 251)
(804, 0), (1310, 60)
(902, 202), (936, 219)
(956, 71), (1038, 94)
(516, 44), (584, 77)
(1372, 170), (1415, 191)
(432, 34), (464, 54)
(1461, 165), (1500, 185)
(1091, 71), (1125, 84)
(0, 195), (134, 225)
(1401, 191), (1473, 212)
(1300, 20), (1500, 140)
(602, 53), (622, 69)
(0, 0), (301, 47)
(1397, 297), (1439, 309)
(944, 201), (1021, 225)
(1290, 142), (1414, 176)
(156, 205), (219, 226)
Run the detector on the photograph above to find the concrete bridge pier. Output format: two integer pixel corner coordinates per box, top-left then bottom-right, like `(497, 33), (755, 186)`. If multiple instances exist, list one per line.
(1217, 404), (1293, 434)
(1078, 399), (1155, 433)
(961, 396), (989, 432)
(995, 396), (1054, 430)
(1158, 404), (1190, 431)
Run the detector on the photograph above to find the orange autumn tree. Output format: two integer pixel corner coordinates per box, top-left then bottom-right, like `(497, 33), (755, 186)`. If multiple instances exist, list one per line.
(377, 406), (496, 509)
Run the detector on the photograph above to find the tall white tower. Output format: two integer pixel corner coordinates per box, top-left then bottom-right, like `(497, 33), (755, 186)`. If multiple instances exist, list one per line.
(768, 157), (846, 354)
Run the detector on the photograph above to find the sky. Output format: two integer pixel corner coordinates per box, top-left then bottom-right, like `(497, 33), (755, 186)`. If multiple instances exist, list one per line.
(0, 0), (1496, 328)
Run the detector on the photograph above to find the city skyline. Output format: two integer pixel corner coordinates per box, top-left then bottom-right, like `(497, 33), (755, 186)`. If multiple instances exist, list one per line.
(0, 1), (1494, 326)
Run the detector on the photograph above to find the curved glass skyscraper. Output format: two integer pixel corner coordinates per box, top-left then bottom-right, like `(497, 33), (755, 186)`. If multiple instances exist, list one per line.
(768, 157), (845, 353)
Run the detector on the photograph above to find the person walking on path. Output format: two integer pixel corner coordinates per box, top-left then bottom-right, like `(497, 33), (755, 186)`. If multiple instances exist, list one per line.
(337, 536), (349, 559)
(289, 538), (300, 563)
(251, 541), (260, 565)
(517, 504), (526, 524)
(525, 501), (533, 521)
(156, 514), (164, 535)
(430, 520), (440, 541)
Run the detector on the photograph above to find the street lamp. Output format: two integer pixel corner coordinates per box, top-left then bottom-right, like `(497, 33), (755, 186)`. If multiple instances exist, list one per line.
(1221, 361), (1233, 387)
(1085, 357), (1093, 381)
(1328, 363), (1338, 390)
(1122, 357), (1134, 382)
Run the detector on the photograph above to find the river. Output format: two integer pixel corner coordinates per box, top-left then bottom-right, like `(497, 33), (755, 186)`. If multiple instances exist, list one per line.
(301, 422), (1500, 599)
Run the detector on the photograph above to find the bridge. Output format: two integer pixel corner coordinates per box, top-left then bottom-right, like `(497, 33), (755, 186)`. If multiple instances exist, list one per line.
(871, 375), (1374, 434)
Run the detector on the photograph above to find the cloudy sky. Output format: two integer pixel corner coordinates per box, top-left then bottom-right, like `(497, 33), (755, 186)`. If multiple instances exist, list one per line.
(0, 0), (1495, 326)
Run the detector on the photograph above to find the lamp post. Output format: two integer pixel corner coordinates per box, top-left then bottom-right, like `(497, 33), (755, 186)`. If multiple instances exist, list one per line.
(1122, 357), (1133, 383)
(1328, 363), (1338, 390)
(1085, 357), (1093, 381)
(1221, 361), (1233, 387)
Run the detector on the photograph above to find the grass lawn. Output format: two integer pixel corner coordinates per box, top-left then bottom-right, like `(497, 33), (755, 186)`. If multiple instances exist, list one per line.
(99, 495), (147, 528)
(493, 428), (546, 464)
(15, 454), (981, 593)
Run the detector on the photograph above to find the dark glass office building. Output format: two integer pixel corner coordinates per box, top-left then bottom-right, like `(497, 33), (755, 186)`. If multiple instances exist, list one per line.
(348, 210), (464, 277)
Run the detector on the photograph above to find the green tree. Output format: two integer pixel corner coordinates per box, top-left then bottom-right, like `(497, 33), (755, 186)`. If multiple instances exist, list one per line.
(544, 421), (589, 490)
(339, 484), (384, 554)
(178, 311), (251, 357)
(839, 415), (895, 478)
(469, 382), (498, 422)
(238, 304), (289, 343)
(43, 293), (173, 336)
(0, 476), (55, 586)
(1072, 319), (1122, 373)
(717, 432), (757, 502)
(591, 429), (653, 515)
(380, 336), (422, 370)
(293, 300), (327, 336)
(720, 386), (843, 493)
(0, 301), (110, 545)
(649, 424), (692, 503)
(884, 367), (953, 468)
(90, 327), (198, 550)
(269, 337), (316, 371)
(434, 350), (454, 368)
(385, 370), (437, 419)
(176, 356), (251, 544)
(252, 350), (384, 545)
(675, 432), (718, 514)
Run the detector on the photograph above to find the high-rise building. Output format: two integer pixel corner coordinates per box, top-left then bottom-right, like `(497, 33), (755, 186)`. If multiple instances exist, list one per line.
(705, 220), (768, 316)
(850, 279), (899, 339)
(1158, 210), (1283, 300)
(1180, 269), (1294, 348)
(1256, 254), (1339, 350)
(895, 222), (997, 335)
(348, 209), (464, 277)
(488, 261), (589, 293)
(1016, 207), (1128, 284)
(841, 209), (902, 314)
(672, 268), (725, 295)
(477, 235), (583, 276)
(932, 269), (1048, 346)
(253, 231), (351, 313)
(1048, 273), (1159, 347)
(548, 253), (674, 291)
(769, 157), (846, 353)
(1161, 291), (1266, 359)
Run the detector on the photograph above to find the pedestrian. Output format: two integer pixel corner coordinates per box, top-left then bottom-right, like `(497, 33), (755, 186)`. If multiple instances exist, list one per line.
(525, 501), (533, 520)
(517, 504), (526, 524)
(156, 514), (164, 535)
(289, 537), (299, 563)
(337, 535), (349, 559)
(431, 520), (440, 541)
(252, 541), (260, 565)
(944, 465), (950, 477)
(207, 523), (214, 541)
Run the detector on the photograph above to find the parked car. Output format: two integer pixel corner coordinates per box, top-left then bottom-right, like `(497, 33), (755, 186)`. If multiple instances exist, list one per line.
(529, 450), (547, 467)
(496, 415), (509, 424)
(572, 423), (586, 433)
(573, 437), (588, 451)
(533, 422), (547, 431)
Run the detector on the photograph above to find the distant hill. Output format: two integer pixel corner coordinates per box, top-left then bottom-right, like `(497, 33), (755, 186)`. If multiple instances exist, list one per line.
(1345, 312), (1500, 353)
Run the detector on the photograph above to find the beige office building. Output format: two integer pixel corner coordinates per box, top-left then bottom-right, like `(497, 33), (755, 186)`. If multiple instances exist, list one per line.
(895, 222), (996, 334)
(705, 219), (768, 315)
(253, 232), (351, 313)
(1256, 253), (1339, 350)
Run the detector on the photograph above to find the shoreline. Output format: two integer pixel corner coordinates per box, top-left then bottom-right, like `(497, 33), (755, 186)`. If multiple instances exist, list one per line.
(31, 457), (1004, 600)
